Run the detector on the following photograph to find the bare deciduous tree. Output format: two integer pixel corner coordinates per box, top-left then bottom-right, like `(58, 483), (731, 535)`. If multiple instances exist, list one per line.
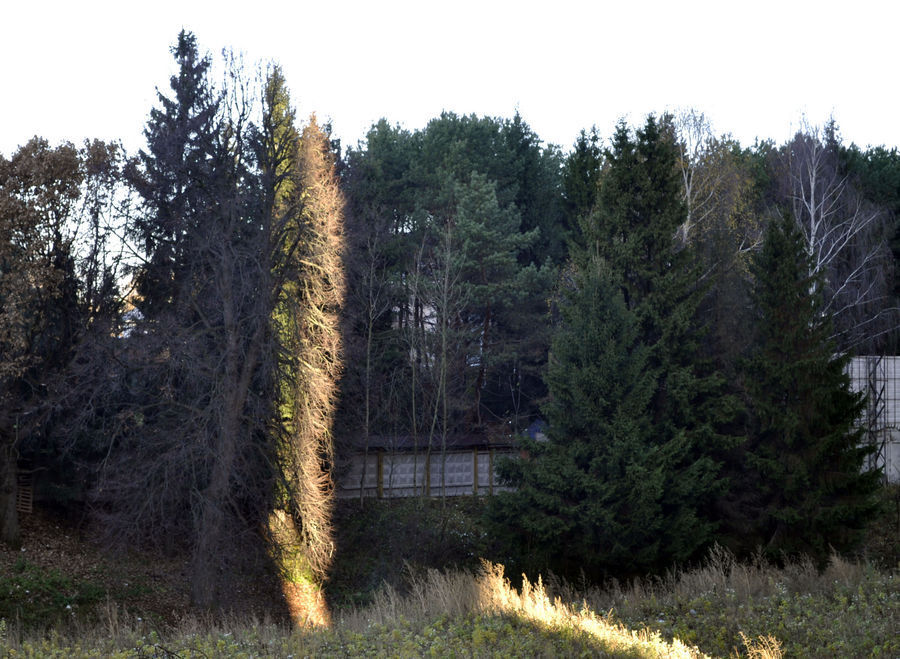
(782, 121), (897, 351)
(93, 36), (277, 608)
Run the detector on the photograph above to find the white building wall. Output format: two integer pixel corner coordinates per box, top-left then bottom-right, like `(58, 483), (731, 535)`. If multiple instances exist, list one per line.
(848, 356), (900, 483)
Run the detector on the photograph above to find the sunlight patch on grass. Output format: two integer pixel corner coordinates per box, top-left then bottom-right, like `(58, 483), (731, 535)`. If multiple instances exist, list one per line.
(347, 560), (734, 658)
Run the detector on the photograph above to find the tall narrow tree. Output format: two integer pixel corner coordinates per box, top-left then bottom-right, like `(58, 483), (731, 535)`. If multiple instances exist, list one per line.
(100, 32), (275, 608)
(741, 213), (881, 561)
(267, 105), (345, 623)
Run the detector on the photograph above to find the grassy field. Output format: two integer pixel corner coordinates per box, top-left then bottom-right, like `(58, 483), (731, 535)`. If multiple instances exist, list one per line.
(1, 489), (897, 657)
(0, 552), (897, 657)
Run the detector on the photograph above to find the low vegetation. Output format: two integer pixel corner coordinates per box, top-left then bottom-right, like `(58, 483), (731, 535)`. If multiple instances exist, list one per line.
(2, 523), (897, 657)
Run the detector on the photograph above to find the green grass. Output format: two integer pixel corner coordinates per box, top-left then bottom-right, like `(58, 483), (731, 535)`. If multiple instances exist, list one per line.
(0, 615), (689, 658)
(0, 558), (149, 631)
(581, 549), (899, 658)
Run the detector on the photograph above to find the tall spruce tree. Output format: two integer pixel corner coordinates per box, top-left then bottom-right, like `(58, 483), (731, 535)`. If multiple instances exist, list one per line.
(584, 117), (733, 566)
(128, 30), (218, 315)
(562, 127), (603, 240)
(742, 213), (881, 561)
(492, 116), (735, 579)
(491, 262), (662, 577)
(103, 32), (276, 608)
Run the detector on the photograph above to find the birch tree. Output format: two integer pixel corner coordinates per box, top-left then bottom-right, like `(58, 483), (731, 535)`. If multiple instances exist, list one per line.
(780, 121), (895, 350)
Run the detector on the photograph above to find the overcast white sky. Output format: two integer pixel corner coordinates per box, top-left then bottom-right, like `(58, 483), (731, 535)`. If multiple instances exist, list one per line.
(1, 0), (897, 157)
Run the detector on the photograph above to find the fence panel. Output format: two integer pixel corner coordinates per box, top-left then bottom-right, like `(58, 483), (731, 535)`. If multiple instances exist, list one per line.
(336, 449), (514, 499)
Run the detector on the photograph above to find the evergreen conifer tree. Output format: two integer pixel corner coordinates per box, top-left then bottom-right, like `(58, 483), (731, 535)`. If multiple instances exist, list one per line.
(562, 127), (602, 240)
(128, 30), (218, 315)
(492, 263), (662, 577)
(742, 213), (881, 561)
(491, 116), (736, 578)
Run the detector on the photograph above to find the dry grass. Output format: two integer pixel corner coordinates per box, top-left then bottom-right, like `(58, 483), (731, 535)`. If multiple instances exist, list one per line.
(561, 544), (867, 620)
(338, 560), (715, 658)
(6, 547), (896, 657)
(740, 631), (783, 659)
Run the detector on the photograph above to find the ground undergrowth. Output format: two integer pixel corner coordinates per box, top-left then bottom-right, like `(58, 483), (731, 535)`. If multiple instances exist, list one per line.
(0, 489), (897, 657)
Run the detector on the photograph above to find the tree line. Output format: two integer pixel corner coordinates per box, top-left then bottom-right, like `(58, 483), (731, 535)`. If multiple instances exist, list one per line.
(338, 111), (896, 578)
(1, 33), (898, 606)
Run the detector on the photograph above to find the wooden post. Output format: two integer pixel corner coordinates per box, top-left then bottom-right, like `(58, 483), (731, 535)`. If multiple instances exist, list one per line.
(489, 449), (494, 496)
(376, 451), (383, 499)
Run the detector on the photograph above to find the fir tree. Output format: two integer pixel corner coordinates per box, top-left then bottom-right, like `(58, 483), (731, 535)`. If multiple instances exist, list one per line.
(492, 263), (662, 578)
(742, 213), (881, 561)
(583, 117), (733, 565)
(491, 116), (736, 579)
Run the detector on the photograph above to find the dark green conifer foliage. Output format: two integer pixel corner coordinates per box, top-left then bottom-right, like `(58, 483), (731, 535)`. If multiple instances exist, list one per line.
(743, 213), (881, 561)
(492, 116), (735, 579)
(492, 263), (662, 577)
(562, 127), (602, 239)
(128, 30), (219, 314)
(341, 112), (561, 435)
(584, 117), (733, 563)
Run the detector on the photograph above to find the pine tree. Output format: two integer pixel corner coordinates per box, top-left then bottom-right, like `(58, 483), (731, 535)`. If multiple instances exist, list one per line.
(742, 213), (881, 561)
(453, 171), (543, 426)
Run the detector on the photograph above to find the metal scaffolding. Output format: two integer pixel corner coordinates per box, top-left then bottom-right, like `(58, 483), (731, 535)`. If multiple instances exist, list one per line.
(849, 356), (900, 483)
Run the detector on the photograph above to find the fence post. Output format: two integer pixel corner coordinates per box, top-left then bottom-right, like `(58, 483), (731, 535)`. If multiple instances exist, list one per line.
(376, 451), (383, 499)
(489, 449), (494, 496)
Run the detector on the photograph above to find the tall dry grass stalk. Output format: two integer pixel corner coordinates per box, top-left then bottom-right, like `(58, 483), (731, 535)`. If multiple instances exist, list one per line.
(574, 544), (866, 615)
(740, 631), (784, 659)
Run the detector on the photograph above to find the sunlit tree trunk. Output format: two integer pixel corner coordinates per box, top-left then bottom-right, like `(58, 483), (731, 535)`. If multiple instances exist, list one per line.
(266, 104), (345, 625)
